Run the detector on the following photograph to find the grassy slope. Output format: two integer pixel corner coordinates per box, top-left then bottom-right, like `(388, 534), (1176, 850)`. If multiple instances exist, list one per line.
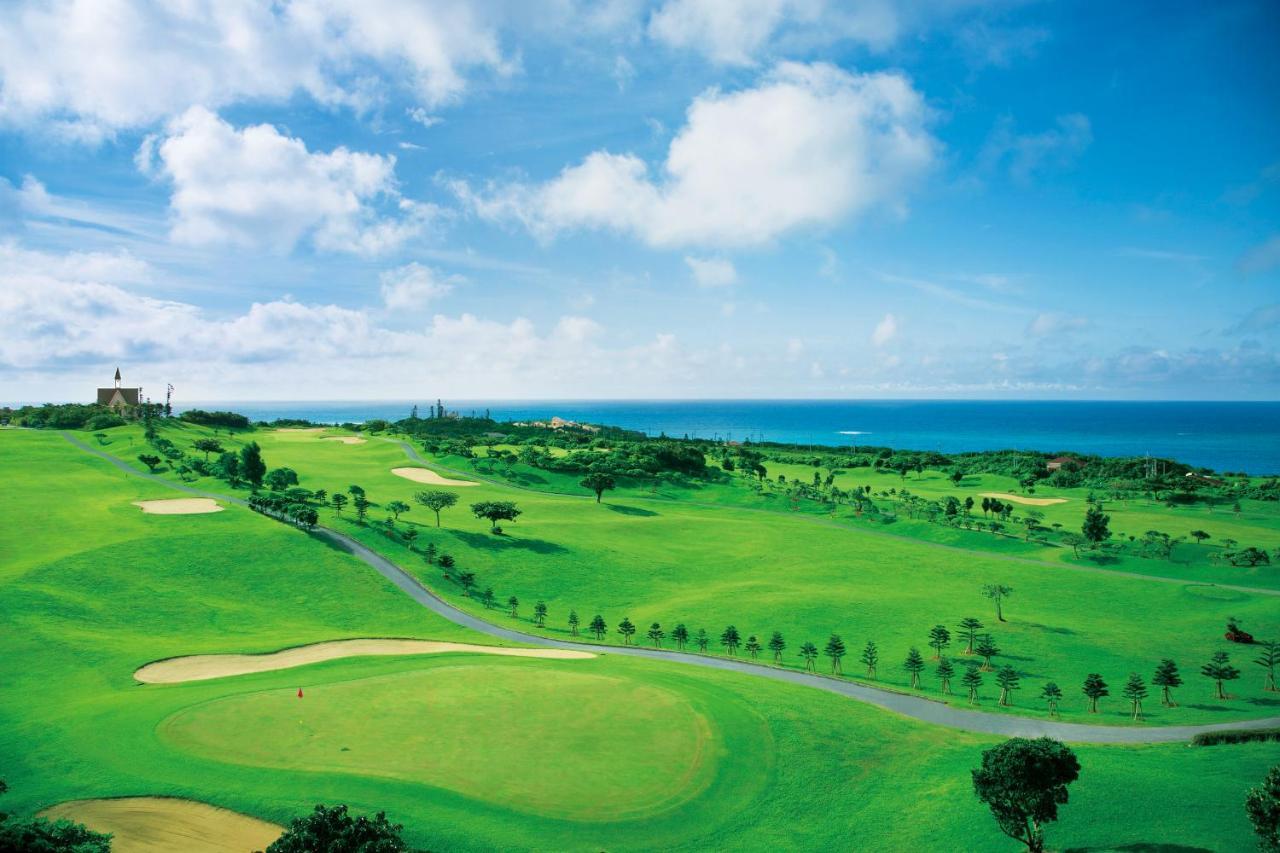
(2, 428), (1278, 850)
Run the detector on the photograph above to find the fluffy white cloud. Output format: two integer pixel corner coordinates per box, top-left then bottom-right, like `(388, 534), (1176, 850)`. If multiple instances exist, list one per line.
(139, 107), (433, 255)
(871, 313), (897, 346)
(453, 62), (936, 248)
(685, 255), (737, 287)
(379, 263), (457, 310)
(0, 0), (508, 139)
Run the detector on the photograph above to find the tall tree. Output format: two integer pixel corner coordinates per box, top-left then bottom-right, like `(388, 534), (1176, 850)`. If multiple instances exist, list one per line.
(1122, 672), (1148, 721)
(720, 625), (741, 655)
(533, 601), (547, 627)
(861, 640), (879, 678)
(1152, 659), (1183, 707)
(983, 584), (1014, 622)
(1082, 673), (1109, 713)
(353, 495), (370, 525)
(800, 641), (819, 672)
(1082, 504), (1111, 547)
(672, 623), (689, 650)
(936, 657), (955, 695)
(1245, 765), (1280, 853)
(580, 472), (617, 503)
(975, 634), (1000, 671)
(824, 634), (847, 674)
(414, 490), (458, 527)
(963, 666), (983, 704)
(589, 614), (607, 640)
(958, 617), (984, 655)
(1255, 641), (1280, 693)
(618, 617), (637, 645)
(568, 610), (580, 636)
(458, 572), (476, 597)
(996, 665), (1021, 706)
(928, 624), (952, 659)
(971, 737), (1081, 853)
(647, 622), (665, 647)
(903, 647), (925, 688)
(240, 441), (266, 489)
(1201, 650), (1241, 699)
(480, 587), (495, 610)
(768, 631), (786, 664)
(1040, 682), (1063, 718)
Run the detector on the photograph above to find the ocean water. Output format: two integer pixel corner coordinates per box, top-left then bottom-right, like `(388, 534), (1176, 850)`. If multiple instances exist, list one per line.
(179, 400), (1280, 475)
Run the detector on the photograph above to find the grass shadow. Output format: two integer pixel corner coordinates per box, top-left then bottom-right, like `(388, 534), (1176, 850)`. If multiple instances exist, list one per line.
(1022, 622), (1077, 636)
(606, 503), (659, 517)
(1064, 845), (1211, 853)
(450, 529), (568, 555)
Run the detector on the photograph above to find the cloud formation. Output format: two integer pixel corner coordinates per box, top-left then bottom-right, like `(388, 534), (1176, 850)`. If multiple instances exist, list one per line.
(685, 256), (737, 287)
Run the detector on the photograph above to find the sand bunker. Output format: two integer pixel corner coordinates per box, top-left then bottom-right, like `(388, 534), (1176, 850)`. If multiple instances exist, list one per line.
(391, 467), (477, 486)
(981, 492), (1068, 506)
(133, 499), (223, 515)
(274, 427), (323, 433)
(135, 639), (596, 684)
(322, 436), (367, 444)
(39, 797), (281, 853)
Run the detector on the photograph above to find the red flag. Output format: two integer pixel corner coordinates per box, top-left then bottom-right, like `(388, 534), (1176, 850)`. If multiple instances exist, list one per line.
(297, 688), (304, 698)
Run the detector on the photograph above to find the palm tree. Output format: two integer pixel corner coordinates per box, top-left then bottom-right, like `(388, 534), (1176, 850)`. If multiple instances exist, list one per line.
(975, 634), (999, 671)
(1040, 682), (1063, 717)
(589, 614), (607, 640)
(957, 617), (983, 654)
(1152, 659), (1182, 706)
(768, 631), (786, 664)
(903, 647), (925, 688)
(672, 623), (689, 650)
(1201, 651), (1240, 699)
(936, 657), (955, 695)
(618, 617), (636, 645)
(1122, 672), (1148, 721)
(647, 622), (665, 647)
(927, 624), (951, 659)
(860, 640), (879, 678)
(568, 610), (580, 636)
(720, 625), (741, 655)
(1082, 673), (1108, 713)
(799, 642), (819, 671)
(824, 634), (847, 674)
(995, 665), (1020, 706)
(745, 635), (762, 659)
(962, 667), (983, 704)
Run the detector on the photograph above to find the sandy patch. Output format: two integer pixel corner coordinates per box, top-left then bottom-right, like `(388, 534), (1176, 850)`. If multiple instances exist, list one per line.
(133, 499), (223, 515)
(39, 797), (281, 853)
(274, 427), (323, 433)
(135, 639), (596, 684)
(391, 467), (477, 486)
(322, 436), (367, 444)
(981, 492), (1068, 506)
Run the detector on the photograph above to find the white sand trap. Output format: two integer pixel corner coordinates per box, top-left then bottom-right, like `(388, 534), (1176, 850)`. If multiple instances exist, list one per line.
(135, 639), (596, 684)
(322, 435), (367, 444)
(391, 466), (478, 486)
(981, 492), (1068, 506)
(133, 499), (223, 515)
(39, 797), (282, 853)
(274, 427), (323, 433)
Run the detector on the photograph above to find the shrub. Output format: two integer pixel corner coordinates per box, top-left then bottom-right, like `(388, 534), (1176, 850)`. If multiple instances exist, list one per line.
(1191, 728), (1280, 747)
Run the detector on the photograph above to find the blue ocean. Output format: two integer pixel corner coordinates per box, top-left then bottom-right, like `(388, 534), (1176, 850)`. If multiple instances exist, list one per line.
(178, 400), (1280, 475)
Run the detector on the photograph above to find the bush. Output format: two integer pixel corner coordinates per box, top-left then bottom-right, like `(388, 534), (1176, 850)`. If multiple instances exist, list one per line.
(1191, 728), (1280, 746)
(84, 412), (126, 430)
(179, 409), (251, 429)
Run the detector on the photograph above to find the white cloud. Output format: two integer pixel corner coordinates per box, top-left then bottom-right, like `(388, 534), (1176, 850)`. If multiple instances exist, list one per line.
(685, 255), (737, 287)
(1027, 312), (1089, 337)
(453, 62), (936, 248)
(379, 263), (457, 311)
(140, 107), (433, 255)
(406, 107), (443, 129)
(871, 313), (897, 346)
(981, 114), (1092, 182)
(0, 0), (509, 140)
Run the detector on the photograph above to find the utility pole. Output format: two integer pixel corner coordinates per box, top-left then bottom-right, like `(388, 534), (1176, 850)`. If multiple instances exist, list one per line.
(165, 384), (174, 417)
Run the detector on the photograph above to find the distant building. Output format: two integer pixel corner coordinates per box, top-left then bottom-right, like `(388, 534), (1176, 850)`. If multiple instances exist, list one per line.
(96, 368), (141, 412)
(1046, 455), (1081, 471)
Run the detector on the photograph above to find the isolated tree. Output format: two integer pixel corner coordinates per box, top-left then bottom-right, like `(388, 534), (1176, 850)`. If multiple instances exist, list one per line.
(904, 647), (925, 688)
(745, 635), (762, 659)
(983, 584), (1014, 621)
(240, 441), (266, 489)
(348, 485), (366, 500)
(800, 641), (819, 671)
(695, 628), (709, 652)
(618, 617), (636, 645)
(385, 500), (410, 521)
(936, 657), (955, 695)
(1153, 659), (1183, 706)
(672, 623), (689, 650)
(1246, 765), (1280, 853)
(958, 617), (984, 655)
(568, 610), (580, 636)
(768, 631), (786, 664)
(1082, 673), (1109, 713)
(824, 634), (847, 674)
(1255, 641), (1280, 692)
(996, 665), (1021, 706)
(963, 666), (984, 704)
(1202, 650), (1241, 699)
(1190, 529), (1211, 546)
(265, 803), (408, 853)
(928, 624), (952, 659)
(861, 640), (879, 678)
(1122, 672), (1148, 721)
(647, 622), (665, 647)
(1040, 682), (1063, 717)
(458, 572), (476, 597)
(480, 587), (495, 609)
(506, 595), (519, 618)
(589, 614), (607, 640)
(471, 500), (522, 532)
(415, 490), (458, 527)
(720, 625), (741, 655)
(580, 472), (617, 503)
(951, 469), (964, 486)
(971, 737), (1081, 853)
(193, 437), (224, 461)
(1082, 504), (1111, 546)
(138, 453), (162, 472)
(533, 600), (547, 626)
(975, 634), (1000, 671)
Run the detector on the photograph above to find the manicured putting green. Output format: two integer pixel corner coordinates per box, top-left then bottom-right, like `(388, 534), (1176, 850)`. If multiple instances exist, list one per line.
(160, 664), (721, 821)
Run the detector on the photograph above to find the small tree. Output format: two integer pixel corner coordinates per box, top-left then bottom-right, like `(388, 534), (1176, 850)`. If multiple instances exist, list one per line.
(138, 453), (162, 472)
(471, 500), (522, 532)
(928, 624), (951, 659)
(480, 587), (495, 609)
(1082, 673), (1108, 712)
(618, 617), (636, 644)
(800, 641), (819, 671)
(438, 554), (455, 572)
(958, 617), (984, 654)
(721, 625), (741, 655)
(824, 634), (847, 674)
(1246, 765), (1280, 853)
(402, 527), (418, 550)
(936, 657), (955, 695)
(1082, 504), (1111, 547)
(1122, 672), (1148, 721)
(903, 647), (925, 688)
(353, 495), (370, 525)
(415, 490), (458, 527)
(458, 572), (476, 597)
(996, 665), (1020, 706)
(568, 610), (580, 636)
(265, 803), (407, 853)
(963, 666), (983, 704)
(1202, 650), (1241, 699)
(1040, 682), (1063, 717)
(745, 635), (762, 659)
(533, 600), (547, 626)
(193, 437), (224, 461)
(1255, 641), (1280, 692)
(507, 595), (519, 618)
(971, 737), (1081, 853)
(861, 640), (879, 678)
(386, 500), (410, 521)
(580, 472), (617, 503)
(1190, 529), (1211, 546)
(975, 634), (1000, 671)
(672, 623), (689, 650)
(265, 467), (299, 491)
(589, 614), (607, 640)
(695, 628), (709, 652)
(240, 441), (266, 489)
(1152, 659), (1182, 706)
(768, 631), (786, 664)
(647, 622), (665, 647)
(983, 584), (1013, 622)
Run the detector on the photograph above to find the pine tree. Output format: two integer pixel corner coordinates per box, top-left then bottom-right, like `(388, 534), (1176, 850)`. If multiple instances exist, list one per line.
(589, 614), (607, 640)
(1040, 682), (1063, 717)
(745, 635), (762, 659)
(480, 587), (495, 610)
(672, 623), (689, 650)
(507, 595), (519, 618)
(962, 666), (983, 704)
(647, 622), (665, 647)
(860, 640), (879, 678)
(768, 631), (786, 664)
(975, 634), (1000, 671)
(996, 665), (1020, 706)
(928, 624), (951, 659)
(936, 657), (955, 695)
(1201, 651), (1241, 699)
(1122, 672), (1148, 721)
(903, 647), (925, 689)
(957, 617), (984, 654)
(1152, 659), (1182, 706)
(568, 610), (580, 636)
(1082, 673), (1109, 712)
(618, 617), (636, 645)
(824, 634), (847, 674)
(533, 601), (547, 627)
(799, 641), (818, 672)
(695, 628), (709, 652)
(720, 625), (741, 654)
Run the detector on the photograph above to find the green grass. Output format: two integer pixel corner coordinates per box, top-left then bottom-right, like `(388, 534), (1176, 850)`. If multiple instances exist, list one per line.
(3, 428), (1279, 850)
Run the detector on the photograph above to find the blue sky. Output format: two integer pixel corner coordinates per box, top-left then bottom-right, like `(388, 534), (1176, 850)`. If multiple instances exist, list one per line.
(1, 0), (1277, 402)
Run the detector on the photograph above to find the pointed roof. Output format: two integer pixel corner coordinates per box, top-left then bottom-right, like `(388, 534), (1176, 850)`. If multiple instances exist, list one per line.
(114, 367), (121, 381)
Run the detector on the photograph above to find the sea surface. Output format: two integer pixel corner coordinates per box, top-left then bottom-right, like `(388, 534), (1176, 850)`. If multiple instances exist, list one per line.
(178, 400), (1280, 475)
